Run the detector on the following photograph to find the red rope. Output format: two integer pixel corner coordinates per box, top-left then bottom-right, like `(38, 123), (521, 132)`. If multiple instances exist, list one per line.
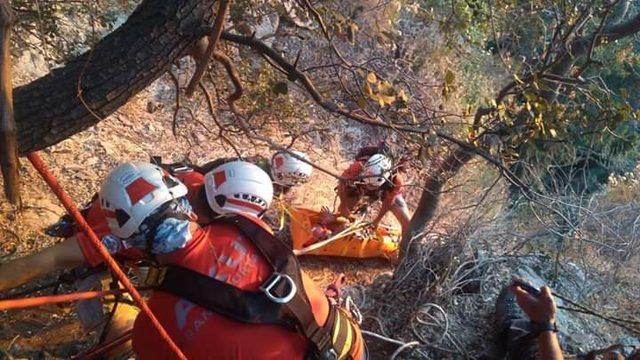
(74, 329), (134, 360)
(27, 152), (187, 360)
(0, 288), (128, 311)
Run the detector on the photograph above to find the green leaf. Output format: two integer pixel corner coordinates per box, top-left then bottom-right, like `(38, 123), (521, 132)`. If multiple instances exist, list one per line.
(273, 81), (288, 95)
(347, 23), (359, 44)
(444, 69), (456, 86)
(357, 97), (367, 109)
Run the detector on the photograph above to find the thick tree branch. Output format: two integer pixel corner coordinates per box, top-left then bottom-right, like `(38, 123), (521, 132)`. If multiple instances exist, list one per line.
(14, 0), (217, 154)
(212, 51), (242, 110)
(542, 10), (640, 101)
(0, 1), (19, 204)
(397, 147), (473, 267)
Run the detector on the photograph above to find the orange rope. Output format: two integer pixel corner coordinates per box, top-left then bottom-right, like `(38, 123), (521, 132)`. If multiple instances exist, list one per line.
(27, 152), (187, 360)
(0, 289), (127, 311)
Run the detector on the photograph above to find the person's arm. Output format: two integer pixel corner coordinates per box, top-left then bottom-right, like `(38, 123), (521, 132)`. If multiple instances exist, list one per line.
(371, 200), (391, 228)
(538, 331), (563, 360)
(388, 196), (410, 234)
(375, 191), (410, 233)
(0, 237), (85, 292)
(509, 280), (563, 360)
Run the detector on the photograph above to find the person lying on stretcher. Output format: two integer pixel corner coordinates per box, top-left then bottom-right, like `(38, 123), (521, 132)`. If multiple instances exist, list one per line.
(308, 207), (398, 245)
(310, 207), (354, 243)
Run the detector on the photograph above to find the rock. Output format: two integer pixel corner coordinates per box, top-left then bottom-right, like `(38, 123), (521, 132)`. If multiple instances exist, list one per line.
(618, 337), (640, 357)
(13, 50), (49, 84)
(255, 14), (280, 46)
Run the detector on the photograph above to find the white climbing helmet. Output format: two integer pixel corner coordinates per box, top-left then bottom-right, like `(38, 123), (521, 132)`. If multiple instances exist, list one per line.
(99, 162), (188, 239)
(270, 150), (313, 187)
(204, 160), (273, 217)
(361, 154), (392, 189)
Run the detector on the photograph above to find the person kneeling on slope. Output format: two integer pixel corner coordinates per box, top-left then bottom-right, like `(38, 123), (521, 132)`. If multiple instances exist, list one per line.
(335, 145), (411, 235)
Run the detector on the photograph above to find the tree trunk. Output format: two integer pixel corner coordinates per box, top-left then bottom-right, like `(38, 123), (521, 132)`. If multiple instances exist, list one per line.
(13, 0), (216, 154)
(395, 148), (472, 276)
(0, 0), (19, 204)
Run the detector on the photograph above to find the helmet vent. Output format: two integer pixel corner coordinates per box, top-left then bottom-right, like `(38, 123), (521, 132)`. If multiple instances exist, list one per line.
(115, 209), (131, 227)
(215, 194), (227, 207)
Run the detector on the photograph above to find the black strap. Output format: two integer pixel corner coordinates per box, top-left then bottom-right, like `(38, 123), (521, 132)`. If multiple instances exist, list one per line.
(158, 265), (293, 327)
(218, 217), (326, 343)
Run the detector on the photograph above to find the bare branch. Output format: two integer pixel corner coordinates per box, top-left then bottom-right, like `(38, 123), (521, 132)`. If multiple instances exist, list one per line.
(212, 51), (242, 111)
(185, 0), (230, 96)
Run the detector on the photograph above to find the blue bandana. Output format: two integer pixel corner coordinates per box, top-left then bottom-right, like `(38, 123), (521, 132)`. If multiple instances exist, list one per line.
(123, 198), (194, 254)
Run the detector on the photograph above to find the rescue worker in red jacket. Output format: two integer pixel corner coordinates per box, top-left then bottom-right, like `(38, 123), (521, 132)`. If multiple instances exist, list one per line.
(26, 152), (310, 341)
(0, 161), (366, 359)
(336, 145), (411, 235)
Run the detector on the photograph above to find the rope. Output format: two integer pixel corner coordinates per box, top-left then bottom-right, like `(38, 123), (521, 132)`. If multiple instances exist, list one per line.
(361, 330), (420, 359)
(0, 288), (128, 311)
(26, 152), (187, 360)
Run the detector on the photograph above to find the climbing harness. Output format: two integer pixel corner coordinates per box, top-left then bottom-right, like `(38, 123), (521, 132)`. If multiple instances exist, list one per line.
(144, 214), (360, 360)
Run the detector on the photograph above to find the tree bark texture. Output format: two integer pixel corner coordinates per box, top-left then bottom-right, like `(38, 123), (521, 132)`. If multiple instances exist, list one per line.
(398, 148), (473, 261)
(14, 0), (216, 154)
(0, 1), (19, 204)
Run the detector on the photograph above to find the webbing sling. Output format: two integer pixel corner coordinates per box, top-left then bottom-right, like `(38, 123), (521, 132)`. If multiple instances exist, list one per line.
(223, 216), (331, 352)
(148, 215), (356, 359)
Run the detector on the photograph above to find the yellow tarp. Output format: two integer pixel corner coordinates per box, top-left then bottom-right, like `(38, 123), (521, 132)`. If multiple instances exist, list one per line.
(288, 207), (399, 261)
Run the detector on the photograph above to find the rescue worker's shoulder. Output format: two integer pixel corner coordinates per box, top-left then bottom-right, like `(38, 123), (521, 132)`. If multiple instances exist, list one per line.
(341, 160), (365, 180)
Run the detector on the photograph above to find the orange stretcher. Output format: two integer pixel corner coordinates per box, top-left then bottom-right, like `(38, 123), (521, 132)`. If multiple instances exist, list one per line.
(287, 207), (400, 261)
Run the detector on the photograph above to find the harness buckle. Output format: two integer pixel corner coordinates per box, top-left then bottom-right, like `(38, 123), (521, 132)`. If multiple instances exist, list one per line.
(260, 272), (297, 304)
(320, 348), (338, 360)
